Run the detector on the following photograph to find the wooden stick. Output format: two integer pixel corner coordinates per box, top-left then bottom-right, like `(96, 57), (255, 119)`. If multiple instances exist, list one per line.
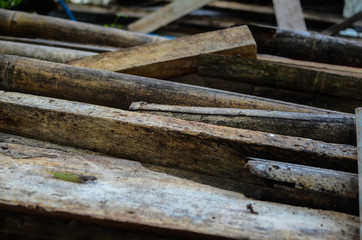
(322, 10), (362, 36)
(172, 73), (362, 113)
(0, 91), (357, 176)
(246, 157), (357, 199)
(69, 26), (257, 79)
(355, 108), (362, 239)
(0, 40), (96, 63)
(0, 131), (357, 215)
(0, 54), (341, 115)
(129, 102), (356, 145)
(0, 35), (120, 53)
(0, 132), (358, 239)
(250, 25), (362, 68)
(272, 0), (307, 31)
(128, 0), (215, 33)
(0, 9), (166, 48)
(199, 54), (362, 101)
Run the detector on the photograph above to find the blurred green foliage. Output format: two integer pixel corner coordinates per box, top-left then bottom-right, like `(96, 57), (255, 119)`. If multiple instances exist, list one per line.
(0, 0), (23, 9)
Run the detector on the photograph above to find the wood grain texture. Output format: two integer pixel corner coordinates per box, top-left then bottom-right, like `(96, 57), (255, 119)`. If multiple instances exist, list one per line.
(129, 102), (356, 145)
(0, 54), (341, 114)
(0, 132), (357, 215)
(172, 73), (362, 113)
(70, 26), (256, 79)
(0, 40), (96, 63)
(250, 25), (362, 68)
(128, 0), (215, 33)
(199, 54), (362, 101)
(355, 108), (362, 239)
(273, 0), (307, 31)
(0, 133), (359, 240)
(247, 158), (357, 199)
(0, 9), (166, 48)
(0, 91), (357, 176)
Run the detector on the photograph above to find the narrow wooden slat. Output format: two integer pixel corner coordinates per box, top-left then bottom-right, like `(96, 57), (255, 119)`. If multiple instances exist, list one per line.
(198, 54), (362, 101)
(273, 0), (307, 31)
(0, 91), (357, 176)
(246, 157), (357, 199)
(128, 0), (215, 33)
(0, 9), (166, 48)
(0, 132), (359, 239)
(322, 10), (362, 36)
(69, 26), (256, 79)
(0, 40), (96, 63)
(0, 54), (341, 114)
(355, 108), (362, 239)
(129, 102), (356, 145)
(0, 35), (120, 53)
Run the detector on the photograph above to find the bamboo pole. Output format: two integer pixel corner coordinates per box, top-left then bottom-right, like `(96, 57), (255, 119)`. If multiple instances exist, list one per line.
(0, 9), (166, 48)
(0, 54), (343, 115)
(129, 102), (356, 145)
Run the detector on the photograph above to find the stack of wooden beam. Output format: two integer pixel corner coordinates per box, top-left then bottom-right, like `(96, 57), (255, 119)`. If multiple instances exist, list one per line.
(0, 3), (361, 239)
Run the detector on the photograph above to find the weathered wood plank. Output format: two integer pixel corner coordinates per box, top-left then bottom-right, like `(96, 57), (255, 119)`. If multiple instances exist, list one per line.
(198, 54), (362, 101)
(172, 73), (362, 113)
(250, 25), (362, 67)
(128, 0), (215, 33)
(0, 40), (96, 63)
(0, 54), (341, 114)
(0, 91), (357, 175)
(0, 132), (357, 215)
(0, 9), (166, 48)
(129, 102), (356, 145)
(246, 157), (357, 199)
(272, 0), (307, 31)
(355, 108), (362, 239)
(0, 35), (120, 53)
(0, 133), (359, 239)
(69, 26), (256, 79)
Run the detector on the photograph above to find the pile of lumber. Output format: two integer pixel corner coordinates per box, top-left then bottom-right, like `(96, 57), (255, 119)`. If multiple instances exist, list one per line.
(0, 3), (361, 239)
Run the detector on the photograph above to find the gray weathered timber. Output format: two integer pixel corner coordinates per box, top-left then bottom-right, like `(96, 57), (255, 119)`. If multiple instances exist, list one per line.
(0, 91), (357, 175)
(0, 40), (96, 63)
(355, 108), (362, 239)
(0, 54), (343, 114)
(129, 102), (356, 145)
(250, 25), (362, 67)
(0, 35), (120, 53)
(0, 9), (166, 48)
(0, 133), (359, 239)
(172, 73), (362, 113)
(246, 158), (357, 199)
(199, 54), (362, 101)
(0, 132), (357, 214)
(273, 0), (307, 31)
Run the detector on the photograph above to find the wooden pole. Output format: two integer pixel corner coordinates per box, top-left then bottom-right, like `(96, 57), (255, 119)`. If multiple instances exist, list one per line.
(273, 0), (307, 31)
(129, 102), (356, 145)
(250, 25), (362, 68)
(199, 54), (362, 101)
(0, 91), (357, 176)
(128, 0), (215, 33)
(0, 40), (96, 63)
(0, 9), (166, 48)
(0, 132), (358, 239)
(355, 108), (362, 239)
(0, 54), (342, 115)
(69, 25), (257, 79)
